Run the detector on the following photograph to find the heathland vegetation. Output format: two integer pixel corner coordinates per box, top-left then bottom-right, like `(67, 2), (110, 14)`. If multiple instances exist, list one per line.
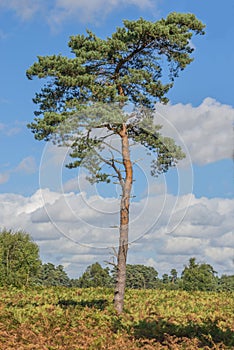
(0, 229), (233, 349)
(0, 286), (233, 349)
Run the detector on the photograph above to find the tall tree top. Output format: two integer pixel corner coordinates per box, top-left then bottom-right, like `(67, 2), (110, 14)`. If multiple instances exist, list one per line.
(27, 13), (205, 113)
(27, 13), (205, 178)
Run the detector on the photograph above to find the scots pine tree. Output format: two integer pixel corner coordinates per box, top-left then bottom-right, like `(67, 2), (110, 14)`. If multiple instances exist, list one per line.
(27, 13), (205, 313)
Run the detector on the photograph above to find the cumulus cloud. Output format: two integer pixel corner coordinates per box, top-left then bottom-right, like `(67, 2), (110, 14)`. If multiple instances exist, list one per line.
(182, 203), (224, 226)
(155, 98), (234, 165)
(161, 237), (207, 255)
(0, 188), (233, 277)
(63, 177), (79, 193)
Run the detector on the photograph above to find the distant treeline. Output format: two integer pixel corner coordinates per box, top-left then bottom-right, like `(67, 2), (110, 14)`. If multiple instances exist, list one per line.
(70, 260), (234, 292)
(0, 229), (233, 291)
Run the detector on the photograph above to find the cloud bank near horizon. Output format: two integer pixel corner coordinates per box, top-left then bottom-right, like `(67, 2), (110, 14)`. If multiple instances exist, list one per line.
(0, 188), (233, 278)
(0, 93), (233, 277)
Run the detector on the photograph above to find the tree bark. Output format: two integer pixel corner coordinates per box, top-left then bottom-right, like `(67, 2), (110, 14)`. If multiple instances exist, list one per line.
(114, 124), (133, 314)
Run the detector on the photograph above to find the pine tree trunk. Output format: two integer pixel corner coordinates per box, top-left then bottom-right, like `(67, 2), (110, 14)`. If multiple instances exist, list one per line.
(114, 124), (133, 314)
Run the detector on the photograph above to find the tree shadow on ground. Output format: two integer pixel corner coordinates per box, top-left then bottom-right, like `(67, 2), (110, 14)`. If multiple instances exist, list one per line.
(57, 298), (108, 310)
(133, 318), (234, 348)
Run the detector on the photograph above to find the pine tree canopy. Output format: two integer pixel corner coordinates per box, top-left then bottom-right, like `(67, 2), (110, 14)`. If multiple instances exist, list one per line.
(27, 13), (205, 182)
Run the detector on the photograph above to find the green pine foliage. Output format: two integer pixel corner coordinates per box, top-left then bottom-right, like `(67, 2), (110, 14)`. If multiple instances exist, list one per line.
(111, 264), (159, 289)
(218, 275), (234, 291)
(27, 13), (205, 179)
(73, 262), (112, 288)
(27, 13), (205, 111)
(37, 263), (71, 287)
(125, 264), (159, 289)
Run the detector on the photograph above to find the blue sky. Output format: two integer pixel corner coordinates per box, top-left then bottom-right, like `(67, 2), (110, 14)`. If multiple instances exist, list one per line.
(0, 0), (233, 277)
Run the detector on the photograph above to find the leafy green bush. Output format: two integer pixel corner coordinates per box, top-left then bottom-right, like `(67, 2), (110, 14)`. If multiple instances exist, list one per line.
(0, 228), (41, 287)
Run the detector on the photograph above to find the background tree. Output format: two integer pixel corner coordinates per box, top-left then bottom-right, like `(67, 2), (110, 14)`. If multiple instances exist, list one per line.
(38, 263), (70, 287)
(0, 228), (41, 287)
(181, 257), (218, 291)
(75, 262), (112, 288)
(162, 273), (170, 285)
(111, 264), (158, 289)
(125, 264), (158, 289)
(218, 275), (234, 292)
(170, 268), (178, 284)
(27, 13), (205, 313)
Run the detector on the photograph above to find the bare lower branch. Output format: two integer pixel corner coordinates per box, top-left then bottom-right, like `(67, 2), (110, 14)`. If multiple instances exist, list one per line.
(104, 260), (117, 267)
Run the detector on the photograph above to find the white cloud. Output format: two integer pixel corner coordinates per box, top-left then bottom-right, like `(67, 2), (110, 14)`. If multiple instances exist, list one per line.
(204, 247), (234, 270)
(0, 0), (41, 20)
(161, 237), (207, 255)
(212, 232), (234, 249)
(156, 98), (234, 165)
(0, 156), (37, 186)
(0, 121), (23, 136)
(5, 126), (22, 136)
(0, 0), (156, 25)
(14, 156), (37, 174)
(50, 0), (155, 26)
(183, 203), (224, 226)
(53, 0), (154, 22)
(63, 177), (79, 193)
(0, 188), (233, 277)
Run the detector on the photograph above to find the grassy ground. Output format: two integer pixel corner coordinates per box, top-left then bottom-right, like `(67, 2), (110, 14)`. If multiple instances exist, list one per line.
(0, 287), (233, 349)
